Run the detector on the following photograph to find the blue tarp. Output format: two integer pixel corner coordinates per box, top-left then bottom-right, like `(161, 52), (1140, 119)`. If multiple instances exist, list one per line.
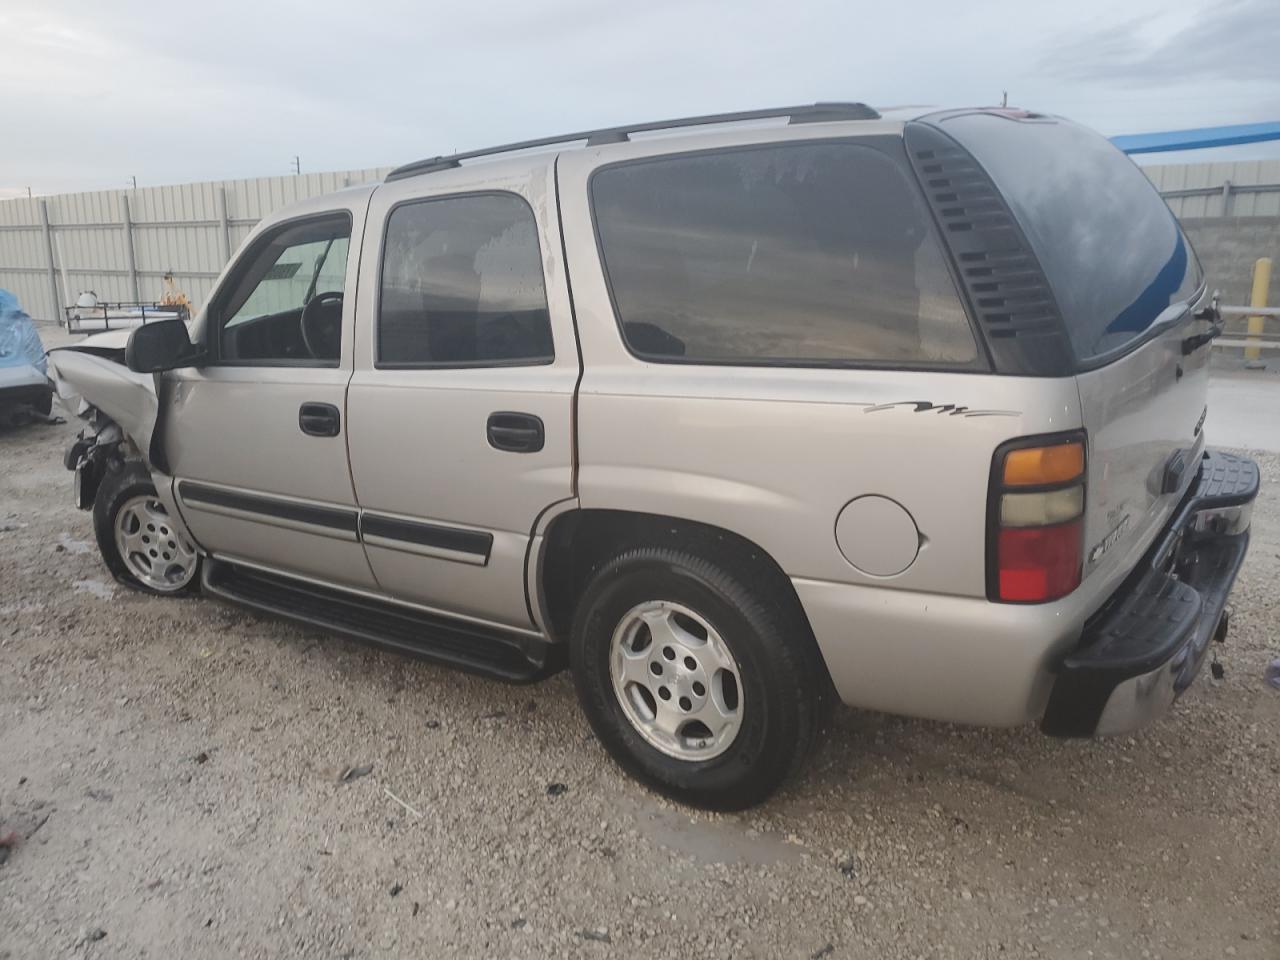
(0, 289), (47, 376)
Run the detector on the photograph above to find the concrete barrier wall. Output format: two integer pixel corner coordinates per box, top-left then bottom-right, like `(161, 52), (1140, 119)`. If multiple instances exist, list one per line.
(1141, 161), (1278, 327)
(1179, 217), (1279, 312)
(1143, 159), (1280, 219)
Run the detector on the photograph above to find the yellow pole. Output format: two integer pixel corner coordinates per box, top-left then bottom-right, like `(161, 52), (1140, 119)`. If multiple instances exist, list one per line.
(1245, 257), (1272, 364)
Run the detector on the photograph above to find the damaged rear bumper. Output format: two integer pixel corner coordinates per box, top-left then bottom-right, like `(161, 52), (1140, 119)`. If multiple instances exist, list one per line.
(1041, 449), (1259, 738)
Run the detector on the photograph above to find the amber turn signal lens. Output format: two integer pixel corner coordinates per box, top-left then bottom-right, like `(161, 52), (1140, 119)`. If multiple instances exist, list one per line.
(1002, 441), (1085, 487)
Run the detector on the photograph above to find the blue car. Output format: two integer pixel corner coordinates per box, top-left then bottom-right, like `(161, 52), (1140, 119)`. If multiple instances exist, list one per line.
(0, 289), (54, 424)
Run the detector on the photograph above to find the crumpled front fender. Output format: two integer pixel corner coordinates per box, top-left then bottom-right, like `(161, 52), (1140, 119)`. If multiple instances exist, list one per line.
(46, 345), (160, 468)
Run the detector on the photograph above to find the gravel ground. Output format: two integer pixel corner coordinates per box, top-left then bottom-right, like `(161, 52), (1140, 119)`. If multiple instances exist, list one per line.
(2, 350), (1279, 959)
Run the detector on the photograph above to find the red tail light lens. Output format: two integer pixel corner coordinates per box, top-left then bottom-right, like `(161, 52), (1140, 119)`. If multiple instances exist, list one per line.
(989, 434), (1086, 603)
(996, 521), (1082, 602)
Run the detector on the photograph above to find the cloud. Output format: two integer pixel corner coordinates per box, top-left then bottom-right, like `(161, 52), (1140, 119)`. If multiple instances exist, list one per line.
(1, 0), (1278, 196)
(1042, 0), (1280, 85)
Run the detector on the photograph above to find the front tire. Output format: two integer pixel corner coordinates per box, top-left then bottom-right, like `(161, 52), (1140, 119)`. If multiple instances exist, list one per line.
(570, 545), (829, 810)
(93, 463), (200, 595)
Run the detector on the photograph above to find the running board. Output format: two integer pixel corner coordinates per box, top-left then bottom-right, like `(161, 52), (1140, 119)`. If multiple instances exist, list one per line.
(202, 558), (556, 682)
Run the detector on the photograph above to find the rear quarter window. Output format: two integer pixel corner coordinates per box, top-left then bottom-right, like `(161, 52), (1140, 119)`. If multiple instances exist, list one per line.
(590, 142), (980, 367)
(938, 113), (1203, 363)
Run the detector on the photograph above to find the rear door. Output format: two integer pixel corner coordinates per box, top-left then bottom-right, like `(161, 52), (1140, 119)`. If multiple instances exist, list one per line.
(346, 159), (578, 630)
(934, 112), (1210, 585)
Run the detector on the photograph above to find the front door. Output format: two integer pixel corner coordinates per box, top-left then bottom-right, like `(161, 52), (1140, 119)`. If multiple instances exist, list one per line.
(163, 200), (376, 589)
(346, 165), (578, 630)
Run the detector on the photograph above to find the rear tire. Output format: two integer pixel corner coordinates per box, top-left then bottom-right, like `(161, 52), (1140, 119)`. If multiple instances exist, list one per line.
(93, 463), (200, 595)
(570, 545), (829, 810)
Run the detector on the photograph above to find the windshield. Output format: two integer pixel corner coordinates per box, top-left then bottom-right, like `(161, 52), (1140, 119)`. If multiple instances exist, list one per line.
(937, 113), (1203, 362)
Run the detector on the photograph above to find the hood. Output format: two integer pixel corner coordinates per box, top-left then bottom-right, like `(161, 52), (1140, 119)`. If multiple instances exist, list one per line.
(48, 327), (133, 358)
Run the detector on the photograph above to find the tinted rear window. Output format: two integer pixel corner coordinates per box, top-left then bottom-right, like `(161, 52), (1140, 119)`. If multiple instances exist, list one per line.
(939, 114), (1202, 361)
(590, 142), (978, 366)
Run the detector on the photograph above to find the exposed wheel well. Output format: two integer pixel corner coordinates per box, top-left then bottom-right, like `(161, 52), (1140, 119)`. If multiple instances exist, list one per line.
(539, 509), (824, 673)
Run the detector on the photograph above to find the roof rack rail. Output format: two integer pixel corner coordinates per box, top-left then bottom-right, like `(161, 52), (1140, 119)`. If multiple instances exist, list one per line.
(385, 102), (881, 182)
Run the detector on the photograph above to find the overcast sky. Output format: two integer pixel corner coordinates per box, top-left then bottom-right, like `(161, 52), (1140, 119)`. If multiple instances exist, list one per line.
(2, 0), (1278, 199)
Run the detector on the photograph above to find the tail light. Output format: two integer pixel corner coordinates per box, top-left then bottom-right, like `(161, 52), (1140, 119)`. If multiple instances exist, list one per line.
(988, 434), (1086, 603)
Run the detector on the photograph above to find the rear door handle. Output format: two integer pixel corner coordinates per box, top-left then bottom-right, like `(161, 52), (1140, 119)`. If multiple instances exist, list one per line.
(1181, 321), (1224, 355)
(299, 402), (341, 437)
(487, 412), (544, 453)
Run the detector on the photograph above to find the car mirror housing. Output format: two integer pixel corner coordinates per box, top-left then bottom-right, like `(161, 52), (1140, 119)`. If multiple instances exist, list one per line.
(125, 318), (204, 373)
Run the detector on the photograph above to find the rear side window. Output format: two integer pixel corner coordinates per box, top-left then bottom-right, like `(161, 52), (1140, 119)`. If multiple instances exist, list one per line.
(590, 142), (978, 366)
(378, 193), (553, 367)
(939, 113), (1203, 362)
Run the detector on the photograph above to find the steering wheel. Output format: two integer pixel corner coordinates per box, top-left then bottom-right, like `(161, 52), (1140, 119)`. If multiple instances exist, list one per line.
(300, 291), (344, 361)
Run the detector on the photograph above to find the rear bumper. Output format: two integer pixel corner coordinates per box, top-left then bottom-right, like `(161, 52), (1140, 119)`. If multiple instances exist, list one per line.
(1041, 449), (1259, 737)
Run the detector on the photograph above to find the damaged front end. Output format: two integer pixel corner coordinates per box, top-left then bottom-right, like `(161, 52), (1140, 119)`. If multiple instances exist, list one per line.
(62, 411), (128, 510)
(46, 329), (162, 511)
(46, 323), (204, 593)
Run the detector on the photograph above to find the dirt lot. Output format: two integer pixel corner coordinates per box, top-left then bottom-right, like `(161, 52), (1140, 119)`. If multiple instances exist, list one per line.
(2, 363), (1279, 959)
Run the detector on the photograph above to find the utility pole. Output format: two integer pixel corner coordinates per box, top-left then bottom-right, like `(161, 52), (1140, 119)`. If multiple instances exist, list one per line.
(129, 175), (137, 189)
(1001, 90), (1008, 107)
(26, 186), (32, 199)
(292, 155), (301, 175)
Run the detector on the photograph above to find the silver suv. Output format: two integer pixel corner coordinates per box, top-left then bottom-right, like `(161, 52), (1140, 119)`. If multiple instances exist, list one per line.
(49, 104), (1259, 809)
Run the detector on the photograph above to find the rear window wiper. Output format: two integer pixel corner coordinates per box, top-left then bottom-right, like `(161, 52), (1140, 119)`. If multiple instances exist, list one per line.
(1182, 302), (1224, 356)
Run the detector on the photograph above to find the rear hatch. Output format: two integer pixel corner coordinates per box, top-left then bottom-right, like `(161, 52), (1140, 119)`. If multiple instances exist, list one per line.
(934, 111), (1211, 587)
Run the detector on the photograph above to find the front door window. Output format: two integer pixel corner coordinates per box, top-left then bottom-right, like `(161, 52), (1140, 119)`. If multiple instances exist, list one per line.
(215, 214), (351, 365)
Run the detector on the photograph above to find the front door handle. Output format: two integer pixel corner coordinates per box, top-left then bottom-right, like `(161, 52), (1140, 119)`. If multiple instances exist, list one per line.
(299, 402), (341, 437)
(487, 411), (544, 453)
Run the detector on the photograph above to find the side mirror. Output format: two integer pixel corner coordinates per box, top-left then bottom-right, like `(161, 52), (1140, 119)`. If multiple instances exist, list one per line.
(125, 318), (204, 373)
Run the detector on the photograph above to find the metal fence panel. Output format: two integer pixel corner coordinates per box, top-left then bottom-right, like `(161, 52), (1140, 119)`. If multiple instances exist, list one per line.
(1144, 159), (1280, 218)
(0, 159), (1274, 323)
